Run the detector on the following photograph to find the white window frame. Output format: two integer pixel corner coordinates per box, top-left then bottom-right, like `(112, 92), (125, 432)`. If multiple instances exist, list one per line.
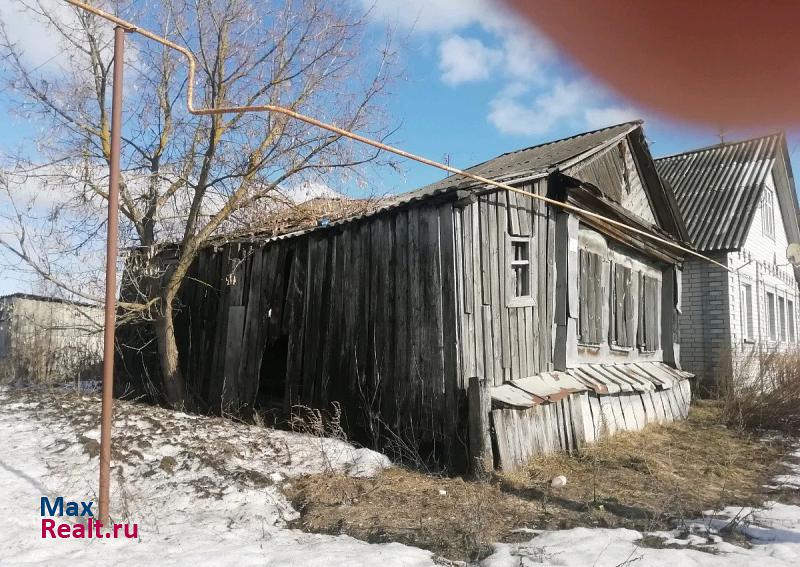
(740, 283), (754, 342)
(506, 235), (535, 307)
(767, 291), (777, 341)
(762, 188), (775, 239)
(789, 299), (796, 343)
(778, 296), (787, 343)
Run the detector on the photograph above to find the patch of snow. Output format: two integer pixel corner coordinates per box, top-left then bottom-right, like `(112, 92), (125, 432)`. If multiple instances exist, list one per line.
(483, 500), (800, 566)
(0, 390), (431, 566)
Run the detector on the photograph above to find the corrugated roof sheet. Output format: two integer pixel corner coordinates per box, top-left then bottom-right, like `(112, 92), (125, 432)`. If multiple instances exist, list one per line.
(491, 362), (693, 408)
(654, 133), (782, 251)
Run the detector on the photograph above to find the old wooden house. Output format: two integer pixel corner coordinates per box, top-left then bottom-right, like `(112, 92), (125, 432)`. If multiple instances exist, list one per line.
(118, 121), (694, 471)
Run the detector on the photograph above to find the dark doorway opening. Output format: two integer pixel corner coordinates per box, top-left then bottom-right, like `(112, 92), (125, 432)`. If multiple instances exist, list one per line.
(256, 335), (289, 422)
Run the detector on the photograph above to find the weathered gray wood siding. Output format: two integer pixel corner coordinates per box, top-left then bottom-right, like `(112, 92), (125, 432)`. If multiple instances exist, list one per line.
(565, 138), (657, 225)
(121, 200), (464, 463)
(455, 180), (556, 387)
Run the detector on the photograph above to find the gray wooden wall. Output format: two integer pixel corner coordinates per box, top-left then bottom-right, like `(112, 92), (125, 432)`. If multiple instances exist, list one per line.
(455, 180), (556, 387)
(119, 199), (465, 466)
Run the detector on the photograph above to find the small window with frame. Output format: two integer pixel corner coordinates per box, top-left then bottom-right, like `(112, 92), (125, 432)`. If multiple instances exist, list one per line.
(507, 236), (533, 306)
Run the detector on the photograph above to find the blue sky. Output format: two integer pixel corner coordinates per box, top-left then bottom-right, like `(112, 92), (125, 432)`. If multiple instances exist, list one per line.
(1, 0), (798, 295)
(354, 0), (800, 194)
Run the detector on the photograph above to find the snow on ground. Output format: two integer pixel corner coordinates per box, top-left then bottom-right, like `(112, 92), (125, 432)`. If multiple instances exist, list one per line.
(2, 386), (800, 566)
(483, 450), (800, 567)
(0, 388), (433, 566)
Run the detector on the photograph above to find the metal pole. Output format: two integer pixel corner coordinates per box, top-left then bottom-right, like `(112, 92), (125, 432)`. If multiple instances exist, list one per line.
(98, 25), (124, 527)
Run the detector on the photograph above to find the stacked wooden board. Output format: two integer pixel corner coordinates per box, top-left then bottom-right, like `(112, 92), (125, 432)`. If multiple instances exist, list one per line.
(491, 362), (693, 471)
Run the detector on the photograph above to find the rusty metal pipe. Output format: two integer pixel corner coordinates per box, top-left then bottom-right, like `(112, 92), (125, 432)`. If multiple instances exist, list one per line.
(98, 24), (124, 527)
(62, 0), (731, 273)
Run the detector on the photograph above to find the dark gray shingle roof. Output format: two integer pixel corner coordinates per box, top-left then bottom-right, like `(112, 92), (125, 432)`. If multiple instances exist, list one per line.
(405, 121), (641, 197)
(655, 133), (782, 251)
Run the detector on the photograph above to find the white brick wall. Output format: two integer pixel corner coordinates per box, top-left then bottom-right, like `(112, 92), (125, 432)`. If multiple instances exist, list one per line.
(680, 168), (800, 387)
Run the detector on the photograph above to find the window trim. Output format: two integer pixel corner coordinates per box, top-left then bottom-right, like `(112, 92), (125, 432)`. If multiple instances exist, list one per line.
(766, 291), (777, 342)
(789, 299), (796, 343)
(762, 188), (775, 240)
(506, 235), (535, 308)
(778, 295), (787, 343)
(740, 283), (754, 342)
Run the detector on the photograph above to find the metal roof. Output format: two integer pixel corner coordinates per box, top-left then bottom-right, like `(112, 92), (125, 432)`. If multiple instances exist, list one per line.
(655, 133), (783, 251)
(491, 362), (693, 408)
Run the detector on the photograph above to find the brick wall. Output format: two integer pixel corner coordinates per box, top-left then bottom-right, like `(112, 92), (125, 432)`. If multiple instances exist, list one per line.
(679, 167), (800, 389)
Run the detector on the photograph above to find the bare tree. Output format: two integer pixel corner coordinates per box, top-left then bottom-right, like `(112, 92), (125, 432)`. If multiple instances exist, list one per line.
(0, 0), (396, 406)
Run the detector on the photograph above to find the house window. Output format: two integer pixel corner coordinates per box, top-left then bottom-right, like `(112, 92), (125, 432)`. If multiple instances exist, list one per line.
(578, 249), (603, 345)
(637, 274), (660, 352)
(740, 283), (754, 341)
(779, 296), (787, 342)
(789, 300), (796, 343)
(508, 237), (532, 301)
(609, 262), (634, 348)
(762, 189), (775, 239)
(767, 291), (777, 341)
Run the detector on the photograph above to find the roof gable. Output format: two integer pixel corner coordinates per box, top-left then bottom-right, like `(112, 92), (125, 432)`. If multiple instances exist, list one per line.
(409, 121), (687, 241)
(409, 121), (641, 196)
(655, 133), (783, 251)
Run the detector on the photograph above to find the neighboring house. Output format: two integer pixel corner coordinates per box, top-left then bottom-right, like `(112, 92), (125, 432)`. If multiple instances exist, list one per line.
(656, 133), (800, 390)
(118, 121), (694, 471)
(0, 293), (103, 384)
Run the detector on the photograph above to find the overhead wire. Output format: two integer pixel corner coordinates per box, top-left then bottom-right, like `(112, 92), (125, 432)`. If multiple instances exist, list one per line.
(63, 0), (732, 273)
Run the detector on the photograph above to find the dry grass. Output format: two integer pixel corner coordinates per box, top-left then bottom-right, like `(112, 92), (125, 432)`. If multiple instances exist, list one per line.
(720, 350), (800, 433)
(285, 400), (793, 563)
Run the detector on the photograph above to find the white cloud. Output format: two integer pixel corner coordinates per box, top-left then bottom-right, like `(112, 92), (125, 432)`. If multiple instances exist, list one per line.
(501, 33), (554, 82)
(488, 80), (641, 137)
(438, 35), (502, 85)
(358, 0), (638, 138)
(584, 106), (641, 130)
(0, 0), (76, 73)
(357, 0), (504, 33)
(488, 81), (587, 136)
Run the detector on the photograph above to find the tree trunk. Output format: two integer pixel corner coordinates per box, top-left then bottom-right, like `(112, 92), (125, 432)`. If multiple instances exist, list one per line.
(155, 294), (185, 408)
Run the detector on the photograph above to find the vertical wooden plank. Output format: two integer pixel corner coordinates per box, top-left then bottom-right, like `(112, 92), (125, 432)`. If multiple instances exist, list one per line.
(536, 185), (548, 371)
(487, 194), (504, 384)
(222, 304), (246, 404)
(407, 207), (423, 421)
(239, 247), (265, 405)
(458, 207), (472, 314)
(479, 196), (492, 305)
(481, 305), (494, 385)
(439, 205), (459, 431)
(507, 189), (521, 235)
(546, 202), (556, 370)
(468, 377), (494, 476)
(497, 192), (512, 373)
(393, 213), (409, 429)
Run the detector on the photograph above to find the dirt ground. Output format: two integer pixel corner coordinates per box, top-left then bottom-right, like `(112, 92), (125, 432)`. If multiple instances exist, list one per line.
(284, 400), (798, 563)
